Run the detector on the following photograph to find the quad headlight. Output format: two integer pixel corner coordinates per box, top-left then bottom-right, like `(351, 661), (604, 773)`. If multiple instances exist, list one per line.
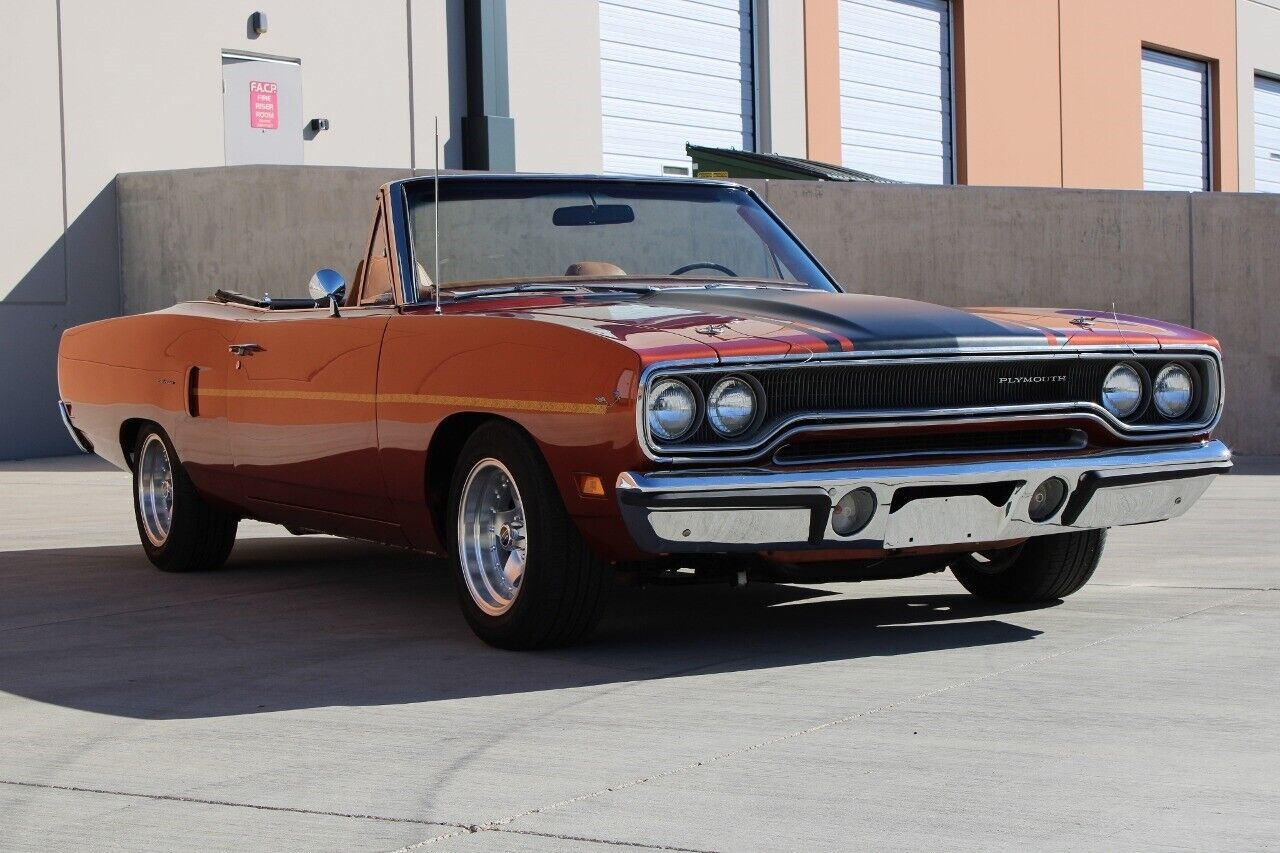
(1101, 363), (1144, 419)
(706, 376), (759, 437)
(646, 378), (698, 441)
(1153, 364), (1194, 419)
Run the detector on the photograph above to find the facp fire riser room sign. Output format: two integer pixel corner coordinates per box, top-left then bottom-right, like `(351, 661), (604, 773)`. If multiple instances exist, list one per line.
(250, 80), (278, 130)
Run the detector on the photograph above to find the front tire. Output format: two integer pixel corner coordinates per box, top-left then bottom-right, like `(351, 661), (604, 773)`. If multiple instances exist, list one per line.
(950, 529), (1106, 602)
(447, 421), (610, 649)
(132, 426), (238, 572)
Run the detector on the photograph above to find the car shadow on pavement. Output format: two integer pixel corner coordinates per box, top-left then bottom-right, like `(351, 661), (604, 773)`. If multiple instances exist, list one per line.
(0, 536), (1049, 719)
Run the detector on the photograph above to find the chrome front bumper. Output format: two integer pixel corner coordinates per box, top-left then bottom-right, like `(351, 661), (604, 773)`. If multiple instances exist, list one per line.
(615, 440), (1232, 554)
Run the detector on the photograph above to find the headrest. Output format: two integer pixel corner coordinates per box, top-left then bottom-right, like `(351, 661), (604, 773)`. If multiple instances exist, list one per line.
(564, 261), (626, 277)
(415, 261), (434, 302)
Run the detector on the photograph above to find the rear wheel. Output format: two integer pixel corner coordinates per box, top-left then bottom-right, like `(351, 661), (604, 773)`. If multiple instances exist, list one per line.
(132, 426), (238, 572)
(447, 421), (610, 649)
(950, 529), (1106, 602)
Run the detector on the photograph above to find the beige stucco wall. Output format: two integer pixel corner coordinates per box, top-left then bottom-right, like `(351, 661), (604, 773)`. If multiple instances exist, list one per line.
(758, 0), (808, 158)
(409, 0), (466, 171)
(57, 0), (433, 222)
(1237, 0), (1280, 191)
(0, 0), (65, 303)
(507, 0), (604, 172)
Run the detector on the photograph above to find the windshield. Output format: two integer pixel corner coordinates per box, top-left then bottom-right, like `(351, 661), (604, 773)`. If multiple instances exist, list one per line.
(404, 179), (838, 297)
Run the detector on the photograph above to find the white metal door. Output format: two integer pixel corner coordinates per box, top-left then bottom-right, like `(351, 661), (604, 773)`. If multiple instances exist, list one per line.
(1141, 50), (1210, 191)
(837, 0), (952, 184)
(599, 0), (754, 176)
(222, 52), (303, 166)
(1254, 75), (1280, 193)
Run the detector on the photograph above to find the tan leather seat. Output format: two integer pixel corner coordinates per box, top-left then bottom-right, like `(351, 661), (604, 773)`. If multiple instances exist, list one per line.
(415, 261), (434, 302)
(346, 260), (366, 306)
(564, 261), (626, 277)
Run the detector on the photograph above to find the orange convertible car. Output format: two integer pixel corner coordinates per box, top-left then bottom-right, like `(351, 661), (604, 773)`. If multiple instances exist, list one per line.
(58, 175), (1231, 647)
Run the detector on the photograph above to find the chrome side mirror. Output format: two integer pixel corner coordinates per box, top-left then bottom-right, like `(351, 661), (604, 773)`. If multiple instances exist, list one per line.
(308, 268), (346, 302)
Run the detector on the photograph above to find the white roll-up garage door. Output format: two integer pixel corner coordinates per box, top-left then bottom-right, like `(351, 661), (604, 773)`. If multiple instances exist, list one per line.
(1141, 50), (1210, 191)
(600, 0), (755, 176)
(838, 0), (952, 184)
(1255, 75), (1280, 193)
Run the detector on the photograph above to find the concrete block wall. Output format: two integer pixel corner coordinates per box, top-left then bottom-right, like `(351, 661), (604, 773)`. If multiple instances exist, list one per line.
(754, 182), (1194, 326)
(747, 181), (1277, 454)
(19, 168), (1275, 460)
(118, 166), (412, 315)
(1190, 193), (1280, 453)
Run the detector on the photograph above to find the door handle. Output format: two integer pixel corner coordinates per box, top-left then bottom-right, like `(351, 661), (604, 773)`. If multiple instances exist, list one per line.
(228, 343), (263, 356)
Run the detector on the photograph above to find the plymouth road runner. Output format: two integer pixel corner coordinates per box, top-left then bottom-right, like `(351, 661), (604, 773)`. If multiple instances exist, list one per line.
(57, 175), (1231, 648)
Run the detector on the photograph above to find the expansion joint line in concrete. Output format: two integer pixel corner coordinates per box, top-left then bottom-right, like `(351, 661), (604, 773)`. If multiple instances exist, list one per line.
(0, 778), (456, 829)
(393, 589), (1265, 851)
(0, 779), (720, 853)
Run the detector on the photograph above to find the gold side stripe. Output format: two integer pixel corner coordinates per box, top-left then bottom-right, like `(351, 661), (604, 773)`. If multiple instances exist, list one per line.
(195, 387), (608, 415)
(196, 388), (372, 403)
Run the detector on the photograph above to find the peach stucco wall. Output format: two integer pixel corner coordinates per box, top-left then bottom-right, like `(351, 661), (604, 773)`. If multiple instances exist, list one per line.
(1058, 0), (1238, 190)
(804, 0), (842, 165)
(806, 0), (1239, 190)
(953, 0), (1063, 186)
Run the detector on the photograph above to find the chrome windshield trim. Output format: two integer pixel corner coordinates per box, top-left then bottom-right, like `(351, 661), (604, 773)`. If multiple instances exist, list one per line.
(636, 347), (1224, 462)
(387, 182), (420, 307)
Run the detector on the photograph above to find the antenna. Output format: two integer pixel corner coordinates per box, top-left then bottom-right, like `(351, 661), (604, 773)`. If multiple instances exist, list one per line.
(433, 116), (442, 316)
(1112, 302), (1137, 356)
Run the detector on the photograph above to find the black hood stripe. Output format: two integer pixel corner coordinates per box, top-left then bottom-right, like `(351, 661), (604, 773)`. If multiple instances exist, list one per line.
(645, 289), (1052, 352)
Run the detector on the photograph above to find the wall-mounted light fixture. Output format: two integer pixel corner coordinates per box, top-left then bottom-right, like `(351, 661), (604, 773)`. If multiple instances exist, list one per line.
(250, 11), (268, 35)
(309, 118), (330, 133)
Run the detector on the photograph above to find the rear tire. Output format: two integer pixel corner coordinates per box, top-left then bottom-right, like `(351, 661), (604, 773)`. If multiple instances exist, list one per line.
(447, 421), (610, 649)
(950, 529), (1105, 602)
(132, 426), (238, 572)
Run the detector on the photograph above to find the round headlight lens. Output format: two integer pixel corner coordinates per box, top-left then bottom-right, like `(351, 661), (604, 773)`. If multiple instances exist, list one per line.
(706, 376), (758, 437)
(1153, 364), (1194, 419)
(1102, 363), (1143, 419)
(647, 378), (698, 441)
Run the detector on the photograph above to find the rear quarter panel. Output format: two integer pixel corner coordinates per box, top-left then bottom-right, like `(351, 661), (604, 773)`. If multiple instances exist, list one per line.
(58, 304), (241, 505)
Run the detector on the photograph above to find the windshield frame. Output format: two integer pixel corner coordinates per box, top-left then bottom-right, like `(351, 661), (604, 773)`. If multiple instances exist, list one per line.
(397, 175), (843, 305)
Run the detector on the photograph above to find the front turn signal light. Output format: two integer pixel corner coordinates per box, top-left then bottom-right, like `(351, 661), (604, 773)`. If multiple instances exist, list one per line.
(576, 473), (606, 498)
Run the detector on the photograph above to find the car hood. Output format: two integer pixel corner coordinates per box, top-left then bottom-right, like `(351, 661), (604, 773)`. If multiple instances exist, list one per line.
(486, 286), (1216, 362)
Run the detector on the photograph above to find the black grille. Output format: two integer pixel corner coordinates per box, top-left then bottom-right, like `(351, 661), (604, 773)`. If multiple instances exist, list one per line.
(669, 354), (1215, 448)
(774, 428), (1087, 465)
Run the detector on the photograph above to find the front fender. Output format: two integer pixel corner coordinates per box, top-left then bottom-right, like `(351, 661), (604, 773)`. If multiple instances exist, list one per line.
(376, 313), (649, 555)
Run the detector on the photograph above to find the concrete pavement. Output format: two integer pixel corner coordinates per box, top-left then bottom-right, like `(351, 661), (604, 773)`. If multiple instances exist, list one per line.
(1, 456), (1277, 851)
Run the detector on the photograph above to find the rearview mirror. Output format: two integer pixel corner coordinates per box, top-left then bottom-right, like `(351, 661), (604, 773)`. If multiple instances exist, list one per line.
(552, 204), (635, 227)
(308, 268), (346, 302)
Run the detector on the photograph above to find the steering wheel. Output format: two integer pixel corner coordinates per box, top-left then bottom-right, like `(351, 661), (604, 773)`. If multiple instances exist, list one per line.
(669, 262), (738, 277)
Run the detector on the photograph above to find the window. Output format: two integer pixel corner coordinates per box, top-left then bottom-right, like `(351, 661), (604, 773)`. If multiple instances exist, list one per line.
(1254, 74), (1280, 193)
(406, 179), (837, 293)
(599, 0), (755, 175)
(1141, 49), (1211, 191)
(838, 0), (953, 184)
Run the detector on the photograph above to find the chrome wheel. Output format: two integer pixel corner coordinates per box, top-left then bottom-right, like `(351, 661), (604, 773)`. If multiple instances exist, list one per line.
(137, 434), (175, 547)
(457, 458), (528, 616)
